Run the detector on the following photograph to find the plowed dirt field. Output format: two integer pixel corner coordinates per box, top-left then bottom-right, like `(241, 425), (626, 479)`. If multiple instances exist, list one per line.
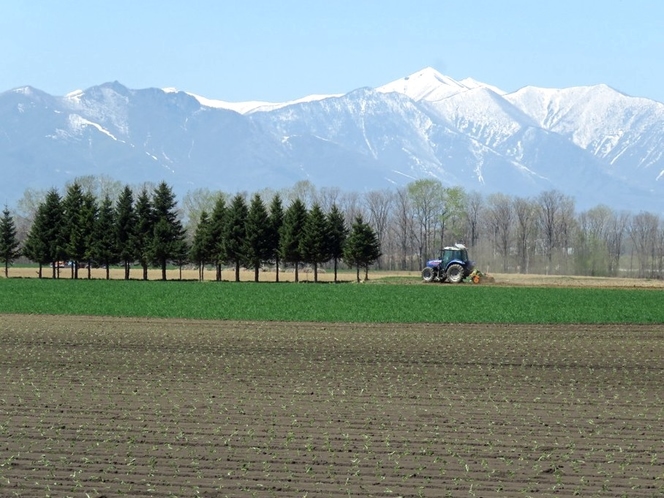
(1, 315), (663, 497)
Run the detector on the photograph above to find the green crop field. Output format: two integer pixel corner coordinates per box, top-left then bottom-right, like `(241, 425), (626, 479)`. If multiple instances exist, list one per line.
(0, 278), (662, 323)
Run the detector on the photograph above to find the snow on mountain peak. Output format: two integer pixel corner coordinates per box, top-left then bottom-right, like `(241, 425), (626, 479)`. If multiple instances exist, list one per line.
(175, 90), (342, 115)
(505, 83), (664, 169)
(13, 86), (34, 95)
(64, 89), (84, 104)
(377, 67), (504, 103)
(459, 77), (506, 96)
(162, 66), (509, 116)
(378, 67), (466, 102)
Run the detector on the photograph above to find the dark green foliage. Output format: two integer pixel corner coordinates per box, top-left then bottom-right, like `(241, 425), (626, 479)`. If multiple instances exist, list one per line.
(209, 195), (227, 281)
(20, 181), (375, 285)
(115, 186), (136, 280)
(300, 203), (329, 282)
(134, 188), (154, 281)
(94, 195), (117, 280)
(245, 193), (271, 282)
(170, 237), (190, 281)
(0, 207), (21, 278)
(190, 211), (213, 281)
(62, 181), (92, 278)
(223, 194), (248, 282)
(150, 182), (187, 281)
(62, 182), (88, 278)
(80, 192), (99, 279)
(22, 202), (50, 278)
(280, 198), (308, 282)
(326, 204), (348, 283)
(40, 189), (66, 278)
(344, 215), (382, 282)
(268, 193), (284, 282)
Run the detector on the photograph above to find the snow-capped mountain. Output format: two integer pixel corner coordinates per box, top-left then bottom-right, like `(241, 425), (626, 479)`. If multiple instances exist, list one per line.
(0, 68), (662, 212)
(506, 84), (664, 183)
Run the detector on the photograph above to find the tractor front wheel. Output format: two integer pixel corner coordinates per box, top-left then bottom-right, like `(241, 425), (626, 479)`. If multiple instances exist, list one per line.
(446, 264), (465, 283)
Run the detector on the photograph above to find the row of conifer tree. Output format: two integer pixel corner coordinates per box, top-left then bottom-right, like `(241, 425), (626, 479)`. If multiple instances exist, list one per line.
(0, 181), (381, 282)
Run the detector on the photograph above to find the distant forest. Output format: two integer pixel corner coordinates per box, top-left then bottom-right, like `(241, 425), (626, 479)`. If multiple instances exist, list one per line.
(2, 175), (663, 279)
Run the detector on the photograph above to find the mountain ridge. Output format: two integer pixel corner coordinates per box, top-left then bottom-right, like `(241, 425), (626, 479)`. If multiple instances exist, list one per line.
(1, 68), (662, 212)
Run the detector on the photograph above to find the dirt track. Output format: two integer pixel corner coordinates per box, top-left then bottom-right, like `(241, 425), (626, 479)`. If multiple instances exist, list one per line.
(6, 266), (664, 288)
(1, 315), (663, 497)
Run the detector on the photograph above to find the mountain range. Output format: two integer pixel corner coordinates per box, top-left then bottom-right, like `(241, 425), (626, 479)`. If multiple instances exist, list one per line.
(1, 67), (663, 212)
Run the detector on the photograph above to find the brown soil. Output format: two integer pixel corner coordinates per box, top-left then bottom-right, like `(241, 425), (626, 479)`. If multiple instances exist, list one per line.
(7, 266), (358, 283)
(6, 266), (664, 288)
(1, 314), (663, 497)
(488, 272), (664, 288)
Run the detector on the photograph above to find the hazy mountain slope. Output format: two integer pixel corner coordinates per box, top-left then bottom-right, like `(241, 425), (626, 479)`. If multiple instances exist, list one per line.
(250, 88), (444, 180)
(1, 68), (663, 213)
(506, 84), (664, 185)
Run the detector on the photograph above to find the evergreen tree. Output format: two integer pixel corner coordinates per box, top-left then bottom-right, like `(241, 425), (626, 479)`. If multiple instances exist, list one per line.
(41, 189), (66, 278)
(268, 193), (284, 282)
(300, 203), (329, 282)
(62, 182), (87, 279)
(245, 193), (271, 282)
(280, 198), (308, 282)
(209, 195), (227, 281)
(81, 192), (99, 279)
(0, 207), (21, 278)
(115, 186), (136, 280)
(190, 211), (213, 281)
(23, 201), (50, 278)
(343, 215), (382, 282)
(150, 182), (187, 281)
(134, 187), (154, 280)
(150, 218), (171, 280)
(326, 204), (348, 283)
(94, 195), (118, 280)
(223, 194), (248, 282)
(171, 237), (190, 281)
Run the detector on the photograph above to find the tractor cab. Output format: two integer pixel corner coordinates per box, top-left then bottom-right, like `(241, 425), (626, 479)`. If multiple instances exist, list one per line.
(440, 247), (468, 268)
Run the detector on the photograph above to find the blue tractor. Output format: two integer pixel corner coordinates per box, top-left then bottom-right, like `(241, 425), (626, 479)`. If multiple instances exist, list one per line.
(421, 244), (475, 283)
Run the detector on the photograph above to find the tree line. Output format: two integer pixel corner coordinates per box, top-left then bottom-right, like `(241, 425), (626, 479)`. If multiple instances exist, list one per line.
(0, 181), (381, 282)
(2, 176), (663, 280)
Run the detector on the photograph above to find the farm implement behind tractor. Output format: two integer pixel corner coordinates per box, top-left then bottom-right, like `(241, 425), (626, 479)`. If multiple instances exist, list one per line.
(421, 244), (494, 284)
(468, 269), (495, 284)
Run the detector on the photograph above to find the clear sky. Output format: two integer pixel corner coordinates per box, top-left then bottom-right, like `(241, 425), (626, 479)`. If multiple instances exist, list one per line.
(2, 0), (663, 103)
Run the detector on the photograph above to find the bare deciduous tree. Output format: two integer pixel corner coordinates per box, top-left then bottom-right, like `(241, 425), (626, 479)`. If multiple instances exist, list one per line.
(607, 211), (629, 276)
(338, 191), (365, 230)
(181, 188), (227, 237)
(536, 190), (575, 274)
(392, 187), (415, 270)
(407, 179), (446, 268)
(462, 191), (483, 250)
(513, 197), (537, 274)
(576, 205), (613, 276)
(316, 186), (342, 213)
(364, 189), (393, 269)
(628, 212), (660, 278)
(485, 193), (513, 272)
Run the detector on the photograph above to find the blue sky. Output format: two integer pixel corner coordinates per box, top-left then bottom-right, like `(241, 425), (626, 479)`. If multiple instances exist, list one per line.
(2, 0), (663, 103)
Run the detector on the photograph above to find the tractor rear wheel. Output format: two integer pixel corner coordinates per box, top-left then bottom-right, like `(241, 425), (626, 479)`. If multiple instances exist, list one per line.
(421, 267), (435, 282)
(446, 264), (464, 283)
